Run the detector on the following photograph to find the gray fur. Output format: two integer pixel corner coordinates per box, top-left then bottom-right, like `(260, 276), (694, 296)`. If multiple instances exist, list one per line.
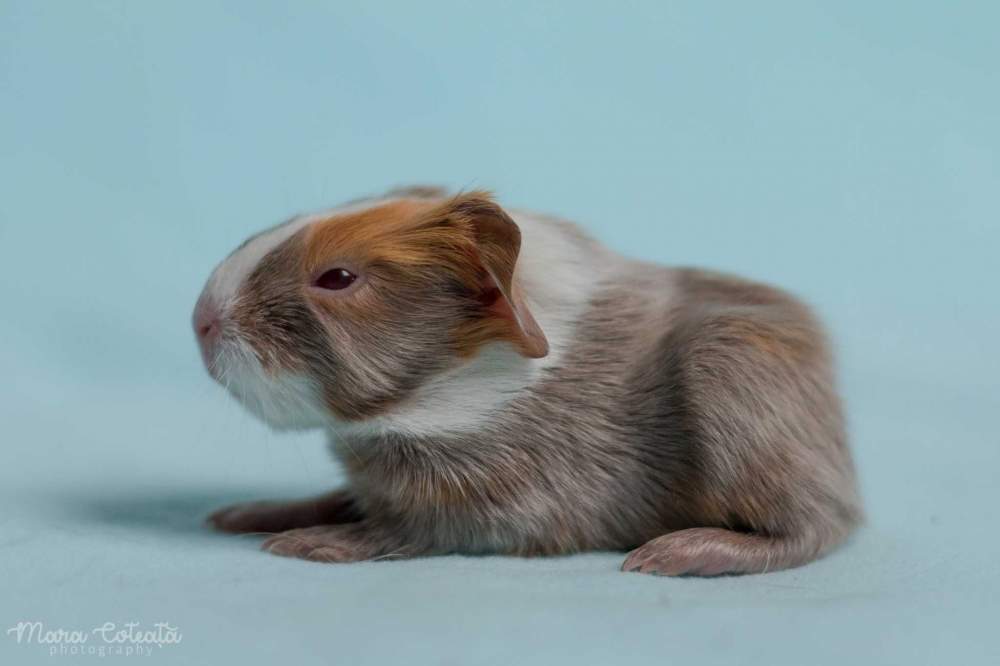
(207, 195), (862, 576)
(312, 268), (862, 570)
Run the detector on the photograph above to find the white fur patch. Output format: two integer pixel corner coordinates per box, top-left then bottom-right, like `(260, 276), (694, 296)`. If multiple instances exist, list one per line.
(332, 343), (539, 437)
(213, 337), (329, 431)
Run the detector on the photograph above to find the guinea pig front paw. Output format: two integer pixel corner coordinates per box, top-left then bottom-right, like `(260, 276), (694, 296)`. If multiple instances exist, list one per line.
(208, 502), (297, 534)
(207, 490), (362, 534)
(261, 524), (403, 563)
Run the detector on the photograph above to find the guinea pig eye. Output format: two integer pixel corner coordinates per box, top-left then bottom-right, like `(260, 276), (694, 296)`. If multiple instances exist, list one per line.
(315, 268), (357, 291)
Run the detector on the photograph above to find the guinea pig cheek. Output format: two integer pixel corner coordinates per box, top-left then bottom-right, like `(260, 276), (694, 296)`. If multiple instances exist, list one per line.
(232, 318), (297, 376)
(228, 296), (317, 381)
(220, 317), (330, 430)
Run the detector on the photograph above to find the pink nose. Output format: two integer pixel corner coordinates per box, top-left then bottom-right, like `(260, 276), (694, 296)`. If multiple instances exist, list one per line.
(193, 295), (222, 362)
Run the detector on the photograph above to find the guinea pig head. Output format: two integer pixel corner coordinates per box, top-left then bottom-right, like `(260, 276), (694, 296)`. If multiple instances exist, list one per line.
(192, 192), (548, 430)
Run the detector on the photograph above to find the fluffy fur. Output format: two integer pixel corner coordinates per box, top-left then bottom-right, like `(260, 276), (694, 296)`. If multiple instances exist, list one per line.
(195, 187), (862, 576)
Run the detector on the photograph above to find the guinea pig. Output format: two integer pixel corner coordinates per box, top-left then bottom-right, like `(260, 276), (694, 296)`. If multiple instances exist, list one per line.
(197, 186), (862, 576)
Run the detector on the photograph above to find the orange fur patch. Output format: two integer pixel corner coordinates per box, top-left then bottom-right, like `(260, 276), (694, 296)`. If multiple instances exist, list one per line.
(302, 193), (547, 359)
(304, 199), (473, 280)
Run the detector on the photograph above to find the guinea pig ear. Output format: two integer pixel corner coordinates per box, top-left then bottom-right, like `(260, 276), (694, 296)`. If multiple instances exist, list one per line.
(439, 194), (549, 359)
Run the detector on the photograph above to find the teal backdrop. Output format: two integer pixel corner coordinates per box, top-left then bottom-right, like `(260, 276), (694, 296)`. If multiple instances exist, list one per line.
(1, 2), (997, 664)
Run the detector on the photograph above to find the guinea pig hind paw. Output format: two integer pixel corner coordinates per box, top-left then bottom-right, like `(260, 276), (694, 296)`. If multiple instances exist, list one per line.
(622, 527), (815, 577)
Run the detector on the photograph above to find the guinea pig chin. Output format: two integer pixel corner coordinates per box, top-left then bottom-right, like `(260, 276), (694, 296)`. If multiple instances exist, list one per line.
(211, 338), (329, 432)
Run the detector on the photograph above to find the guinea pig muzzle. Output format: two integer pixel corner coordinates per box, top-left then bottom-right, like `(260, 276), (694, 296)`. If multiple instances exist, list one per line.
(192, 292), (223, 375)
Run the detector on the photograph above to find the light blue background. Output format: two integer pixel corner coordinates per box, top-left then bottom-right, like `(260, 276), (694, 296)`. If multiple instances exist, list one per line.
(2, 2), (998, 664)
